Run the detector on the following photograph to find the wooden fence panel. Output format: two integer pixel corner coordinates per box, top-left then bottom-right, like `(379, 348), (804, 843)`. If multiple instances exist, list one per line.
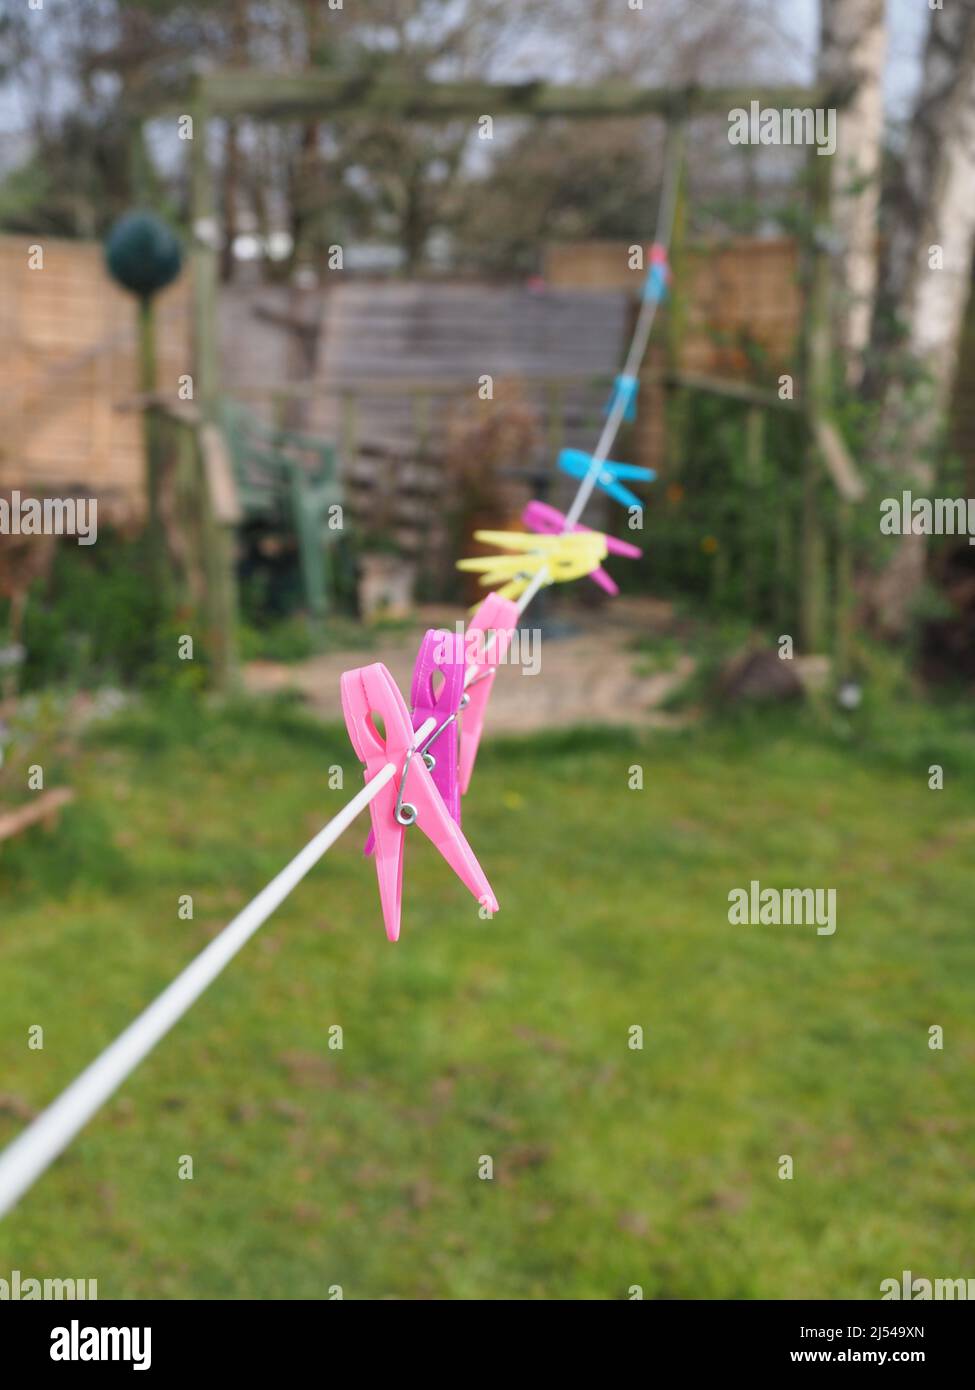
(0, 235), (191, 523)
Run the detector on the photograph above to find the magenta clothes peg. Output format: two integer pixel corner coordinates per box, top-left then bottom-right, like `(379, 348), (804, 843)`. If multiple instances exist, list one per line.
(459, 592), (519, 796)
(521, 500), (642, 597)
(411, 627), (465, 822)
(341, 662), (498, 942)
(364, 628), (465, 855)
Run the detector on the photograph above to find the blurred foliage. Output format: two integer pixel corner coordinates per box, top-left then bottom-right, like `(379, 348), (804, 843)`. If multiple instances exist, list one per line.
(0, 0), (785, 269)
(452, 121), (659, 275)
(5, 530), (205, 695)
(0, 691), (74, 809)
(612, 351), (970, 659)
(618, 389), (808, 623)
(630, 608), (755, 713)
(238, 613), (387, 664)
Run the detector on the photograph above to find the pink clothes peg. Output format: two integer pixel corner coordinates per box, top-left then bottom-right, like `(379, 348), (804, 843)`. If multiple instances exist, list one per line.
(364, 628), (465, 855)
(459, 592), (519, 795)
(643, 242), (670, 303)
(341, 661), (498, 942)
(521, 500), (642, 596)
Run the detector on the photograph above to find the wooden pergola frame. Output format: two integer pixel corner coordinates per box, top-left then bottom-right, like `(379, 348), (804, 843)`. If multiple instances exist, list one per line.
(197, 73), (838, 121)
(185, 71), (855, 685)
(188, 74), (846, 397)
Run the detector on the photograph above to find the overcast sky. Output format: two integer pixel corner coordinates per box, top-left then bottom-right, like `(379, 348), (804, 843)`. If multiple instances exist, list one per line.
(0, 0), (933, 135)
(781, 0), (929, 119)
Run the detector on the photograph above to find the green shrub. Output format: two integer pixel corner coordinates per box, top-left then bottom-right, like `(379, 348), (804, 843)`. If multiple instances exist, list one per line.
(5, 531), (221, 695)
(14, 531), (162, 691)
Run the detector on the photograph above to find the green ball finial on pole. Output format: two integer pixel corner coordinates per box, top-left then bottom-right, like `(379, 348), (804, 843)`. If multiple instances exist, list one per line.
(105, 211), (183, 299)
(104, 212), (184, 598)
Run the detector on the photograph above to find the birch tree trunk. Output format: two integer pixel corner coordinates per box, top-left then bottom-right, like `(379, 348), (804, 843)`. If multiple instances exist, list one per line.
(870, 0), (975, 636)
(818, 0), (887, 378)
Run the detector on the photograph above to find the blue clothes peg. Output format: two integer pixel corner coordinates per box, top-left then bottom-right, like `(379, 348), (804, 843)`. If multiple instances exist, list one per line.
(606, 373), (639, 423)
(557, 448), (656, 511)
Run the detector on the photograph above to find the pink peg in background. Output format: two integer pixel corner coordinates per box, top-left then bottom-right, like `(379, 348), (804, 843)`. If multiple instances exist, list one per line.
(521, 499), (642, 596)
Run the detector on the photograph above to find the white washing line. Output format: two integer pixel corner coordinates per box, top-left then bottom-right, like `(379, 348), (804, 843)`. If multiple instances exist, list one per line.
(518, 119), (683, 614)
(0, 768), (394, 1219)
(0, 129), (683, 1221)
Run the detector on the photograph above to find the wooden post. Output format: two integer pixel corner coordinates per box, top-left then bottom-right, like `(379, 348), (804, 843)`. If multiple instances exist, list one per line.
(136, 295), (170, 603)
(199, 424), (241, 689)
(800, 458), (827, 651)
(191, 89), (220, 411)
(743, 406), (764, 615)
(835, 500), (854, 679)
(128, 120), (155, 204)
(174, 415), (207, 609)
(812, 411), (866, 677)
(339, 390), (361, 555)
(190, 85), (238, 689)
(776, 504), (793, 630)
(663, 118), (689, 481)
(799, 144), (833, 653)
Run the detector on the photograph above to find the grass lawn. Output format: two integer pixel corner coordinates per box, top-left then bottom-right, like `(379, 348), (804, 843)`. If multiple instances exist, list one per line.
(1, 693), (973, 1299)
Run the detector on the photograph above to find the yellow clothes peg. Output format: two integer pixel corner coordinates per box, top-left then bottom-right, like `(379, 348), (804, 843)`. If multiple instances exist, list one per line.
(457, 529), (607, 601)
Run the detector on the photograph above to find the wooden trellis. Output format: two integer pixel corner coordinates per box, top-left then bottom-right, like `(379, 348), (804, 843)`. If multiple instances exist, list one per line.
(180, 73), (853, 680)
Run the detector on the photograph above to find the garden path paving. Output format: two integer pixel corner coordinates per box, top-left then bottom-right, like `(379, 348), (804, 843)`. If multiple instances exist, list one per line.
(243, 597), (693, 733)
